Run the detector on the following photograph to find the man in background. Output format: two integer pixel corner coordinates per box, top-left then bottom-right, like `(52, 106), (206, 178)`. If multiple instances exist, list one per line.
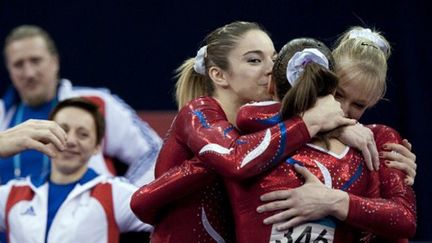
(0, 25), (162, 187)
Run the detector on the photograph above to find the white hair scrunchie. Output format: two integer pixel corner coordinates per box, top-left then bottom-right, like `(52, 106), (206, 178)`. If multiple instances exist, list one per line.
(348, 28), (389, 55)
(286, 48), (329, 86)
(193, 45), (207, 75)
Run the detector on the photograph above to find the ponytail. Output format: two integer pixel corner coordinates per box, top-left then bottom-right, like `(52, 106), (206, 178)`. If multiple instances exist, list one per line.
(174, 58), (212, 109)
(273, 38), (338, 150)
(280, 63), (338, 120)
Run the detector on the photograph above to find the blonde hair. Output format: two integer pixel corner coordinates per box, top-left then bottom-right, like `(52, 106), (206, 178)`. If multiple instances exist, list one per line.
(175, 58), (213, 109)
(332, 26), (391, 106)
(174, 21), (265, 109)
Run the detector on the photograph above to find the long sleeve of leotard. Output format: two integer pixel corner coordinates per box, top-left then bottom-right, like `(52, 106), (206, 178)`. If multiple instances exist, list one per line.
(130, 158), (213, 224)
(236, 104), (416, 240)
(346, 125), (416, 239)
(176, 97), (310, 180)
(130, 98), (309, 224)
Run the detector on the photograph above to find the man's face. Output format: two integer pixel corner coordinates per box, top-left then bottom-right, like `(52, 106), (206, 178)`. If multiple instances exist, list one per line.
(5, 36), (59, 106)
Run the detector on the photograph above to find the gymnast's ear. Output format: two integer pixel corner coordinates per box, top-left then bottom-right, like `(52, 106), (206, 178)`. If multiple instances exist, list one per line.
(208, 66), (229, 88)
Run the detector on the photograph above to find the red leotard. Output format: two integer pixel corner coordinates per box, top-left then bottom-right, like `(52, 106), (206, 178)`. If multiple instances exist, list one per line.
(232, 102), (416, 242)
(131, 97), (310, 242)
(131, 99), (416, 242)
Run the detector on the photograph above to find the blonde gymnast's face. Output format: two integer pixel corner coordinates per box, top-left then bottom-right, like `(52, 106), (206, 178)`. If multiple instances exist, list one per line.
(335, 66), (381, 120)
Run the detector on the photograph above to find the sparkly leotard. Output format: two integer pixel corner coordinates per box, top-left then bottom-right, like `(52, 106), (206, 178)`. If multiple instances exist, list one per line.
(131, 99), (416, 242)
(232, 102), (416, 242)
(131, 97), (310, 242)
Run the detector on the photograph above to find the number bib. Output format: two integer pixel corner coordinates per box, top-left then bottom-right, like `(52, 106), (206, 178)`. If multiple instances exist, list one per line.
(270, 218), (336, 243)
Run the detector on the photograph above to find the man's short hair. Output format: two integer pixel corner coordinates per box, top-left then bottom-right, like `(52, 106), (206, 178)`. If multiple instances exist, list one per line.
(4, 25), (58, 57)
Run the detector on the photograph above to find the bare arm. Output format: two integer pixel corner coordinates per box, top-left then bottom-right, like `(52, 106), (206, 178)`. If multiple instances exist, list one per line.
(0, 119), (66, 158)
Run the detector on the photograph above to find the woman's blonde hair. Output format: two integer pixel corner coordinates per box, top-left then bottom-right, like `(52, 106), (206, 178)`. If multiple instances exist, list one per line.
(332, 26), (391, 106)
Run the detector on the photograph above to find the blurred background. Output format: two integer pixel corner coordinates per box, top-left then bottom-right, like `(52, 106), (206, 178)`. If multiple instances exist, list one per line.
(1, 0), (431, 241)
